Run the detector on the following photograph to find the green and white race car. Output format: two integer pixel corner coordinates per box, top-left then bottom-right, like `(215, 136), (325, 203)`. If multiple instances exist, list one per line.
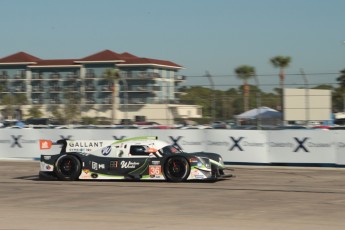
(39, 136), (232, 182)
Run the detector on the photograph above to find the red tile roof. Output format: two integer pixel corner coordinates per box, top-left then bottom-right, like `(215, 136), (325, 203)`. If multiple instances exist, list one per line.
(119, 57), (182, 68)
(78, 50), (124, 62)
(34, 59), (78, 66)
(120, 52), (138, 59)
(0, 50), (182, 68)
(0, 52), (41, 63)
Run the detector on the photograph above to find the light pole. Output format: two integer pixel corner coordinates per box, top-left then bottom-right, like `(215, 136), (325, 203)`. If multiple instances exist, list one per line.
(300, 69), (309, 126)
(120, 75), (129, 122)
(253, 74), (261, 129)
(205, 71), (215, 123)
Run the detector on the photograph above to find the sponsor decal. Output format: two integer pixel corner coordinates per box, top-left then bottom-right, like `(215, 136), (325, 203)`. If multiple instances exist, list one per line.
(43, 156), (51, 160)
(337, 142), (345, 148)
(83, 169), (90, 174)
(112, 136), (126, 140)
(229, 137), (244, 151)
(269, 137), (332, 152)
(149, 165), (161, 176)
(168, 136), (202, 147)
(68, 141), (104, 148)
(6, 135), (36, 148)
(59, 135), (72, 140)
(40, 140), (52, 150)
(110, 161), (118, 169)
(191, 168), (199, 175)
(169, 136), (183, 149)
(11, 135), (22, 148)
(268, 142), (294, 148)
(294, 137), (309, 152)
(120, 161), (140, 169)
(293, 137), (331, 152)
(91, 174), (98, 179)
(151, 161), (161, 165)
(91, 162), (105, 171)
(101, 146), (112, 156)
(207, 141), (229, 146)
(229, 136), (265, 151)
(147, 148), (157, 153)
(195, 175), (205, 179)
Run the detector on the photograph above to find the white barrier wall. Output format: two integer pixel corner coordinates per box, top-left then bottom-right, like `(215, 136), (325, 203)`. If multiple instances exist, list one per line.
(0, 129), (344, 166)
(204, 130), (268, 163)
(267, 130), (336, 164)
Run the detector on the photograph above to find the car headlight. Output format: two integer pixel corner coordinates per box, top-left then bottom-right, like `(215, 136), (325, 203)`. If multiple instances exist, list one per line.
(219, 156), (224, 166)
(198, 157), (211, 169)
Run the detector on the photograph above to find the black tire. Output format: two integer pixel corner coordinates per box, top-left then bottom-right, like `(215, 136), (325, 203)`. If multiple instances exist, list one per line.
(164, 156), (190, 182)
(55, 154), (81, 181)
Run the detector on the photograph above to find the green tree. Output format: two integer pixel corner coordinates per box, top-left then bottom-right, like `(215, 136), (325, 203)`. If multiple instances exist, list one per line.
(1, 94), (27, 119)
(63, 90), (80, 124)
(180, 86), (214, 118)
(27, 105), (43, 118)
(49, 105), (65, 124)
(336, 69), (345, 87)
(334, 69), (345, 112)
(1, 94), (15, 119)
(234, 65), (255, 112)
(103, 68), (120, 124)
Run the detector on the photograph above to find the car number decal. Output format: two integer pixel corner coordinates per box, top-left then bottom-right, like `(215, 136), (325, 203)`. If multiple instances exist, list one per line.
(149, 165), (162, 176)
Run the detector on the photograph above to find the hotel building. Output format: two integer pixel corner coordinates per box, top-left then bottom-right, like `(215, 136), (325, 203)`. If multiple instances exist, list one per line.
(0, 50), (201, 125)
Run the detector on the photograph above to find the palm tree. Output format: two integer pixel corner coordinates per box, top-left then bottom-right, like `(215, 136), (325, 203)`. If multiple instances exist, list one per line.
(270, 56), (291, 113)
(103, 68), (120, 124)
(336, 68), (345, 87)
(234, 65), (255, 112)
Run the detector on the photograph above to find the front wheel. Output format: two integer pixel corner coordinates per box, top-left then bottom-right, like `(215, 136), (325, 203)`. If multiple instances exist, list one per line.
(164, 156), (190, 182)
(55, 154), (81, 181)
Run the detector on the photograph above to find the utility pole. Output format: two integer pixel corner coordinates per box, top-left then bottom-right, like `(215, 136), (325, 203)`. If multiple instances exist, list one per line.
(205, 71), (215, 123)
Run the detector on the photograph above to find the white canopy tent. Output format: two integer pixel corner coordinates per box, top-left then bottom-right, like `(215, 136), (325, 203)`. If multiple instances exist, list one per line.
(236, 107), (282, 119)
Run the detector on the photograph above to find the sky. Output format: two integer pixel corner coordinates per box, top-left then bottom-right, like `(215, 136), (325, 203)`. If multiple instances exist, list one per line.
(1, 0), (345, 92)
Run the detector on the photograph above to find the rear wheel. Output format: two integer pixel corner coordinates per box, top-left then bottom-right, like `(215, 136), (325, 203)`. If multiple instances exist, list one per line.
(164, 156), (190, 182)
(55, 154), (81, 181)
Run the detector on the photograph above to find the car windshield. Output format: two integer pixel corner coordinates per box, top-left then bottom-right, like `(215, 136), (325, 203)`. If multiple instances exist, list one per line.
(159, 145), (183, 156)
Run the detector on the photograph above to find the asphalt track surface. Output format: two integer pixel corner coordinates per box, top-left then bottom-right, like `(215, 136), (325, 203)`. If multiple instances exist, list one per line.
(1, 161), (345, 230)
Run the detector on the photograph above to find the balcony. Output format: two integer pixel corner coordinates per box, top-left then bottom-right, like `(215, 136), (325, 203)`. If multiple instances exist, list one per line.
(175, 75), (186, 81)
(85, 99), (96, 104)
(65, 86), (79, 92)
(49, 99), (61, 104)
(85, 73), (96, 79)
(14, 74), (26, 80)
(49, 73), (61, 79)
(13, 86), (26, 92)
(121, 71), (160, 79)
(32, 86), (44, 92)
(85, 85), (96, 91)
(126, 98), (147, 104)
(31, 74), (44, 80)
(100, 85), (112, 91)
(0, 75), (8, 80)
(50, 86), (62, 92)
(32, 98), (44, 104)
(101, 98), (112, 104)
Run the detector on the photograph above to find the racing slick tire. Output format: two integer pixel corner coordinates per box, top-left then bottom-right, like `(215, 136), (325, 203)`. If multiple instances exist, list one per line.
(164, 156), (190, 182)
(54, 154), (81, 181)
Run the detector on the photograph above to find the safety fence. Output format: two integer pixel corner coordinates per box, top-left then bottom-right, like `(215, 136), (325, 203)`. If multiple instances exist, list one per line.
(1, 129), (345, 166)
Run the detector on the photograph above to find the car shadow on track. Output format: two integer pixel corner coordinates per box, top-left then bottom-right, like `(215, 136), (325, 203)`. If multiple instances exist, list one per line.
(14, 174), (234, 183)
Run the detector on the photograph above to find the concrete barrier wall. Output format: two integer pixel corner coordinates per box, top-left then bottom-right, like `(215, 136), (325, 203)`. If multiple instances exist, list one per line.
(1, 129), (344, 166)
